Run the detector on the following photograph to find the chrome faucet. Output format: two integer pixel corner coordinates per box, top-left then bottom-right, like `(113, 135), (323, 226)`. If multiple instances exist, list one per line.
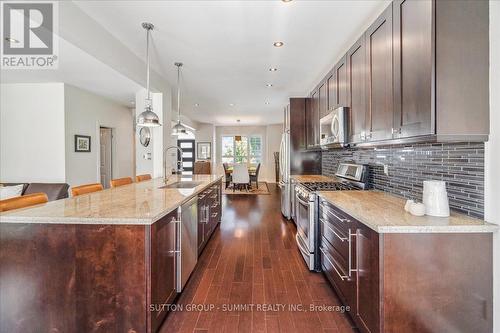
(163, 145), (184, 183)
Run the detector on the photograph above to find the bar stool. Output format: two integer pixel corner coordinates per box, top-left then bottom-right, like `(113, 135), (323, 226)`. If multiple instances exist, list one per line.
(0, 192), (48, 212)
(110, 177), (133, 188)
(71, 183), (103, 197)
(136, 174), (152, 182)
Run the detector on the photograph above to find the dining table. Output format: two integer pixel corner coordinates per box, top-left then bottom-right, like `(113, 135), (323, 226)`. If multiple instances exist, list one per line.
(225, 165), (257, 175)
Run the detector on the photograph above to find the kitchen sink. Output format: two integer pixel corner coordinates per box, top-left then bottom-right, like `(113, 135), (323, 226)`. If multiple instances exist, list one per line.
(159, 181), (202, 189)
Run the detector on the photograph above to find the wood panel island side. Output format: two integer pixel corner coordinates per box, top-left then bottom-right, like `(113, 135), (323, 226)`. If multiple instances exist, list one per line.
(0, 175), (223, 333)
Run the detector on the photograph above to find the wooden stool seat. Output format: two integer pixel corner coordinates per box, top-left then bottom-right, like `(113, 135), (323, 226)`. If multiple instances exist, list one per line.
(110, 177), (133, 188)
(0, 192), (48, 212)
(71, 183), (103, 197)
(136, 174), (152, 182)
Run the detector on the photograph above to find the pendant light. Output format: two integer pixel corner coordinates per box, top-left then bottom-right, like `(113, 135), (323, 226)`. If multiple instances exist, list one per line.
(172, 62), (187, 136)
(137, 22), (161, 127)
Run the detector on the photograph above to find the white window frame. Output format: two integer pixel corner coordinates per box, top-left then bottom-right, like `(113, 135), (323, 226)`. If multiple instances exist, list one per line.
(220, 135), (263, 165)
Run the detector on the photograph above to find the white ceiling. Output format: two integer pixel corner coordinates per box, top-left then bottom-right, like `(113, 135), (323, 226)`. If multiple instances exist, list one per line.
(1, 38), (142, 107)
(76, 0), (389, 126)
(6, 1), (390, 126)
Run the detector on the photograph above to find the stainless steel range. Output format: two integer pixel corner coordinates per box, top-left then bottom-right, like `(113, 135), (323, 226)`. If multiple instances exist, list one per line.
(294, 163), (368, 271)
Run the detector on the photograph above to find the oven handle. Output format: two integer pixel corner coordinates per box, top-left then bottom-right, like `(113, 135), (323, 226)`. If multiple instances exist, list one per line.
(319, 218), (347, 242)
(295, 193), (310, 207)
(295, 233), (310, 257)
(320, 246), (349, 281)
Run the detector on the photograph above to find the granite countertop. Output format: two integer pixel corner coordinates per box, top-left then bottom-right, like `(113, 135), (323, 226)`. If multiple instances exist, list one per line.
(318, 190), (498, 233)
(0, 174), (223, 225)
(291, 175), (339, 183)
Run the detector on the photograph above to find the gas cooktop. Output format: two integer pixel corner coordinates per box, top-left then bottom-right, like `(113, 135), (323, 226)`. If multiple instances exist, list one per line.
(299, 181), (358, 192)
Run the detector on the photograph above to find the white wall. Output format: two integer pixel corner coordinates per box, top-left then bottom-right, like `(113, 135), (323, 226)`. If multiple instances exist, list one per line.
(195, 123), (216, 172)
(485, 1), (500, 330)
(215, 124), (282, 182)
(265, 124), (283, 183)
(0, 83), (66, 183)
(65, 84), (134, 187)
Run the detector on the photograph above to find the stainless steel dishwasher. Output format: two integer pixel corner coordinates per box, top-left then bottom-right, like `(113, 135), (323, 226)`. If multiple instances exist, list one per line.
(176, 196), (198, 292)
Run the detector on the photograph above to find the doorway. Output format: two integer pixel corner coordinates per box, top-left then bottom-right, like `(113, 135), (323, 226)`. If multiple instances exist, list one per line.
(100, 127), (113, 188)
(177, 139), (195, 175)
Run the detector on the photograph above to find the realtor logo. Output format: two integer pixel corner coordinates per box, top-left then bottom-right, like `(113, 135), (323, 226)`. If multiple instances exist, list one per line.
(1, 1), (58, 69)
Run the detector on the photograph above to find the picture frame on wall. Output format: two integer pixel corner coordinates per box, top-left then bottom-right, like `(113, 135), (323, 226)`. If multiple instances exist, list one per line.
(75, 135), (91, 152)
(197, 142), (211, 160)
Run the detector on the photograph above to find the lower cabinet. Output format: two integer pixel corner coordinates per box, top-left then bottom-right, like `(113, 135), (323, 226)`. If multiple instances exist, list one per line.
(149, 209), (179, 333)
(198, 180), (222, 254)
(319, 198), (493, 333)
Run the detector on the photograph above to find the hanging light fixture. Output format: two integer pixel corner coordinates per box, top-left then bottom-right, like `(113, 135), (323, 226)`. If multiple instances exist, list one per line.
(137, 22), (161, 127)
(172, 62), (187, 136)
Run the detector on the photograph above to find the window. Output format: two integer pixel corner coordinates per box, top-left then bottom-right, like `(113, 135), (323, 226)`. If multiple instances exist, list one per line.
(221, 135), (262, 165)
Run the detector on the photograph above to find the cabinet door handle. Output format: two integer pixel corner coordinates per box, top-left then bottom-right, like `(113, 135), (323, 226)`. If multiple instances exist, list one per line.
(319, 218), (347, 242)
(321, 206), (351, 223)
(320, 247), (349, 281)
(348, 229), (357, 277)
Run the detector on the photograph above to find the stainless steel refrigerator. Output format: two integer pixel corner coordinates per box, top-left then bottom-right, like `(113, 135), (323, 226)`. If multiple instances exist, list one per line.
(279, 111), (291, 218)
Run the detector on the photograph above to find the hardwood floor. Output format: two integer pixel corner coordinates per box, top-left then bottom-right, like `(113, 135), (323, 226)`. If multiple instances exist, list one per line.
(160, 183), (357, 333)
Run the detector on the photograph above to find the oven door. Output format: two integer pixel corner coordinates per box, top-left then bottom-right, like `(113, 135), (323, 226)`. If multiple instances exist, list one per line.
(295, 193), (309, 243)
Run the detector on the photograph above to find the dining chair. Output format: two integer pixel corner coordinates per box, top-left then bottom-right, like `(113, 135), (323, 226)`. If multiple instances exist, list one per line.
(110, 177), (133, 188)
(232, 164), (250, 192)
(71, 183), (104, 197)
(136, 174), (152, 182)
(249, 163), (261, 189)
(0, 192), (48, 212)
(222, 163), (232, 189)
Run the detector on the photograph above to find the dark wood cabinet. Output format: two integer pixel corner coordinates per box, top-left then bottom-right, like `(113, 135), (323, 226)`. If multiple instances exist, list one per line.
(306, 90), (320, 149)
(355, 222), (380, 333)
(346, 36), (367, 144)
(318, 81), (328, 119)
(326, 71), (336, 112)
(319, 198), (493, 333)
(150, 210), (178, 333)
(334, 55), (348, 109)
(289, 99), (306, 151)
(198, 181), (221, 254)
(393, 0), (433, 139)
(365, 4), (394, 142)
(308, 0), (489, 146)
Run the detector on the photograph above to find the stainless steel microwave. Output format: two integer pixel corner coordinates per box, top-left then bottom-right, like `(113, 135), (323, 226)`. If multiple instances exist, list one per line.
(320, 106), (348, 148)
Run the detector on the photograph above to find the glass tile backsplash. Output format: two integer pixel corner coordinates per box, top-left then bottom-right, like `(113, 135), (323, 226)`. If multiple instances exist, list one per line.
(322, 142), (485, 218)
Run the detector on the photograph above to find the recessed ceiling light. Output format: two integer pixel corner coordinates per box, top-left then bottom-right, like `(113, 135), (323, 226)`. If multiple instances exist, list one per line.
(194, 103), (199, 107)
(273, 41), (284, 47)
(269, 67), (278, 72)
(266, 83), (273, 87)
(5, 37), (20, 43)
(229, 103), (235, 107)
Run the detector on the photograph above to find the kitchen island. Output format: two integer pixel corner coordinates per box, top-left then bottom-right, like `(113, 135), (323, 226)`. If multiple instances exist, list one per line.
(317, 190), (497, 333)
(0, 175), (223, 333)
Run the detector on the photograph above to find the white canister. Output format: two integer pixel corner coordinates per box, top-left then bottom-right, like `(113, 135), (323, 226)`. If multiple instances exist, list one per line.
(422, 180), (450, 217)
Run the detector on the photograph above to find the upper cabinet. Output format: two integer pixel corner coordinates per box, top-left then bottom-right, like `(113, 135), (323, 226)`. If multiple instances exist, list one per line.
(393, 0), (433, 139)
(366, 4), (394, 142)
(347, 36), (367, 144)
(308, 0), (489, 148)
(306, 90), (321, 149)
(335, 55), (348, 109)
(319, 81), (328, 119)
